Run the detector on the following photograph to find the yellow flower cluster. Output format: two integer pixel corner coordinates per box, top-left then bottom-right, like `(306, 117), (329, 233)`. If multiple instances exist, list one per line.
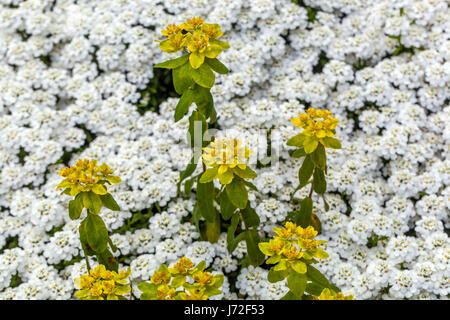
(138, 257), (224, 300)
(74, 264), (131, 300)
(317, 288), (355, 300)
(201, 139), (256, 185)
(158, 17), (230, 69)
(290, 108), (340, 153)
(258, 222), (328, 274)
(57, 159), (121, 196)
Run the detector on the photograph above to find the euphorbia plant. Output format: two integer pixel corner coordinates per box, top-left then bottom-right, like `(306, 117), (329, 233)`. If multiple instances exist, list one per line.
(198, 139), (265, 265)
(258, 222), (344, 300)
(287, 108), (341, 229)
(57, 159), (122, 272)
(138, 257), (223, 300)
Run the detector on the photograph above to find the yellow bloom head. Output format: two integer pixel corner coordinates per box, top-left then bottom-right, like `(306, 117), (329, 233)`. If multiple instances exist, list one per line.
(74, 265), (131, 300)
(57, 159), (121, 196)
(200, 139), (256, 185)
(157, 18), (229, 69)
(289, 108), (341, 154)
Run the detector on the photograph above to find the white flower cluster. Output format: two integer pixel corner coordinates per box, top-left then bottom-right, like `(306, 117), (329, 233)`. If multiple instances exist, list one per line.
(0, 0), (448, 300)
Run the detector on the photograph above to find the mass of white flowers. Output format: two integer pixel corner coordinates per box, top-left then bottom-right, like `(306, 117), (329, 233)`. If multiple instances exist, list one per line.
(0, 0), (448, 300)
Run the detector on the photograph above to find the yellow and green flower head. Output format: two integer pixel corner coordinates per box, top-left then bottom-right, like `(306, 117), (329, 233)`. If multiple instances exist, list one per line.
(290, 108), (340, 153)
(200, 139), (257, 185)
(74, 264), (131, 300)
(138, 257), (224, 300)
(259, 222), (328, 274)
(317, 288), (355, 300)
(57, 159), (121, 196)
(157, 17), (230, 69)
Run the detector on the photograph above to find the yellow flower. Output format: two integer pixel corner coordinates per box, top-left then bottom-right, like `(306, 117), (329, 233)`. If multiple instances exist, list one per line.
(151, 270), (171, 285)
(200, 139), (255, 185)
(169, 257), (195, 275)
(158, 32), (187, 53)
(157, 18), (229, 69)
(74, 265), (131, 300)
(161, 24), (181, 36)
(138, 257), (223, 301)
(259, 222), (329, 274)
(57, 159), (121, 196)
(180, 17), (204, 31)
(318, 288), (354, 300)
(289, 108), (340, 154)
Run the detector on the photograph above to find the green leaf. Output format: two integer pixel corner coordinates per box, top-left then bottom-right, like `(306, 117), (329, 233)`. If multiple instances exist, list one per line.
(307, 265), (340, 293)
(281, 291), (300, 300)
(189, 51), (204, 69)
(321, 137), (341, 149)
(138, 282), (157, 293)
(79, 219), (95, 256)
(174, 89), (194, 122)
(232, 166), (257, 179)
(68, 194), (83, 220)
(180, 155), (200, 182)
(292, 148), (306, 158)
(199, 167), (218, 183)
(305, 282), (324, 296)
(192, 85), (214, 119)
(172, 63), (193, 95)
(310, 143), (326, 170)
(287, 272), (307, 299)
(240, 204), (260, 228)
(154, 54), (189, 69)
(245, 229), (265, 266)
(242, 180), (258, 191)
(298, 155), (314, 186)
(183, 175), (197, 196)
(291, 260), (307, 274)
(295, 197), (313, 228)
(322, 195), (329, 212)
(99, 193), (120, 211)
(227, 214), (240, 253)
(219, 191), (236, 220)
(82, 192), (102, 215)
(267, 268), (289, 283)
(205, 57), (229, 74)
(287, 133), (306, 147)
(313, 168), (326, 194)
(197, 181), (216, 222)
(205, 210), (221, 243)
(191, 63), (215, 88)
(96, 248), (118, 272)
(85, 214), (108, 253)
(188, 111), (207, 148)
(303, 136), (319, 154)
(218, 170), (234, 185)
(226, 178), (248, 209)
(108, 236), (118, 253)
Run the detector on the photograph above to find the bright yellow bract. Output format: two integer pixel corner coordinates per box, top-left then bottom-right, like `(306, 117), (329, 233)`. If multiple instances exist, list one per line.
(317, 288), (355, 300)
(138, 257), (224, 300)
(201, 139), (254, 185)
(56, 159), (121, 196)
(259, 222), (329, 274)
(157, 17), (230, 69)
(289, 108), (339, 154)
(74, 264), (131, 300)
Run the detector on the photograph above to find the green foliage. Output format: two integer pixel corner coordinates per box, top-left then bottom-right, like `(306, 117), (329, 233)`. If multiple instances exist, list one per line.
(296, 197), (313, 227)
(298, 155), (314, 186)
(174, 88), (194, 122)
(192, 63), (215, 88)
(205, 57), (229, 74)
(225, 178), (248, 209)
(154, 54), (189, 69)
